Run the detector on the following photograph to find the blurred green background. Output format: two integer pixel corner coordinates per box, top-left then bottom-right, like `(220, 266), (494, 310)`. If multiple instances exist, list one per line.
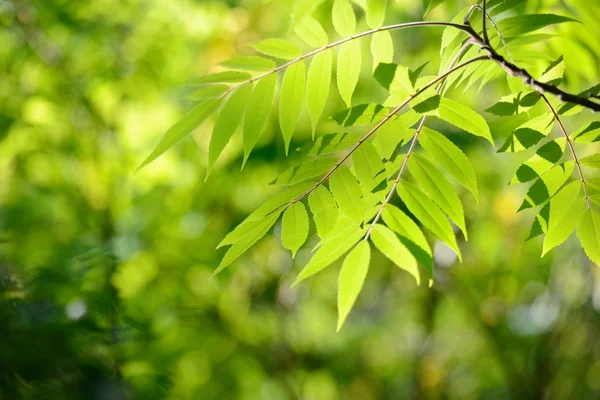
(2, 0), (600, 399)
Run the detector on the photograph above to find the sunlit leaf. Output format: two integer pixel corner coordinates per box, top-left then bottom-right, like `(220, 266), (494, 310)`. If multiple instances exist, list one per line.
(498, 113), (554, 153)
(519, 162), (575, 211)
(510, 139), (566, 185)
(329, 167), (366, 224)
(208, 85), (252, 174)
(136, 98), (222, 171)
(580, 154), (600, 168)
(193, 71), (252, 84)
(577, 208), (600, 266)
(243, 74), (277, 166)
(438, 98), (494, 145)
(352, 142), (385, 192)
(408, 153), (467, 238)
(573, 121), (600, 143)
(337, 40), (362, 108)
(307, 50), (333, 135)
(497, 14), (578, 36)
(337, 241), (370, 331)
(275, 157), (338, 185)
(294, 219), (365, 284)
(295, 17), (328, 48)
(189, 84), (229, 101)
(332, 0), (356, 37)
(282, 202), (310, 257)
(280, 61), (306, 155)
(309, 186), (339, 239)
(542, 181), (586, 255)
(397, 181), (461, 260)
(367, 0), (386, 28)
(252, 38), (302, 60)
(371, 31), (394, 64)
(419, 127), (478, 199)
(371, 224), (419, 284)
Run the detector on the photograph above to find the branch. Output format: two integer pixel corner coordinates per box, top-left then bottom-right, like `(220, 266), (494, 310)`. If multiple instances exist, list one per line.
(481, 0), (490, 45)
(465, 3), (513, 63)
(461, 24), (600, 112)
(289, 55), (489, 206)
(364, 41), (475, 240)
(541, 95), (591, 208)
(219, 21), (471, 99)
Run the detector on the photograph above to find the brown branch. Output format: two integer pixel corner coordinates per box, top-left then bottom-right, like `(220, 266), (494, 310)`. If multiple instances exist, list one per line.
(541, 95), (591, 208)
(288, 55), (488, 206)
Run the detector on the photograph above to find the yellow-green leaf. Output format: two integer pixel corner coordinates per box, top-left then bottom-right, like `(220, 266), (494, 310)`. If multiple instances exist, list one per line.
(282, 202), (310, 257)
(542, 181), (586, 256)
(252, 38), (302, 60)
(366, 0), (386, 28)
(220, 56), (276, 72)
(337, 40), (362, 107)
(352, 141), (385, 192)
(307, 50), (332, 135)
(370, 31), (394, 64)
(280, 61), (306, 155)
(295, 16), (328, 48)
(419, 127), (478, 199)
(577, 208), (600, 266)
(438, 98), (494, 145)
(397, 181), (461, 260)
(371, 224), (419, 285)
(308, 186), (339, 239)
(329, 167), (366, 224)
(243, 74), (277, 166)
(337, 241), (370, 331)
(408, 153), (467, 238)
(332, 0), (356, 37)
(136, 98), (222, 172)
(208, 85), (252, 174)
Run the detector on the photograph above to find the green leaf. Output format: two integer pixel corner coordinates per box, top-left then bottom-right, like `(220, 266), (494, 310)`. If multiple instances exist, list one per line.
(252, 38), (302, 60)
(580, 154), (600, 169)
(485, 99), (519, 116)
(519, 162), (575, 211)
(337, 40), (362, 107)
(370, 31), (394, 64)
(337, 241), (370, 331)
(527, 203), (550, 241)
(373, 63), (397, 90)
(303, 132), (361, 156)
(243, 74), (276, 166)
(424, 0), (444, 17)
(220, 56), (276, 72)
(352, 142), (385, 192)
(280, 61), (306, 155)
(366, 0), (386, 28)
(382, 205), (433, 280)
(438, 98), (494, 145)
(413, 95), (440, 115)
(332, 103), (387, 126)
(510, 139), (566, 184)
(214, 209), (282, 275)
(218, 182), (315, 248)
(292, 0), (327, 24)
(497, 14), (578, 36)
(542, 181), (586, 256)
(498, 113), (555, 153)
(208, 85), (252, 174)
(371, 224), (419, 285)
(332, 0), (356, 37)
(309, 186), (339, 239)
(307, 50), (332, 135)
(275, 157), (338, 185)
(573, 121), (600, 143)
(294, 219), (365, 284)
(193, 71), (252, 84)
(282, 202), (310, 257)
(329, 167), (366, 224)
(136, 99), (222, 172)
(419, 127), (478, 199)
(408, 153), (467, 238)
(577, 209), (600, 266)
(189, 84), (229, 101)
(372, 110), (420, 160)
(295, 16), (329, 48)
(397, 181), (461, 260)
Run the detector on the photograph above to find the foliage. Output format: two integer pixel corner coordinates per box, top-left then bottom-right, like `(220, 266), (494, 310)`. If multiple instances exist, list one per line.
(140, 0), (600, 331)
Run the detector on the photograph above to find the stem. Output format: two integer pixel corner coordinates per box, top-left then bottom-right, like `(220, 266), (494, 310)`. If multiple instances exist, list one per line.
(364, 41), (474, 240)
(482, 0), (490, 45)
(541, 94), (591, 208)
(289, 55), (488, 206)
(465, 4), (513, 63)
(220, 21), (471, 99)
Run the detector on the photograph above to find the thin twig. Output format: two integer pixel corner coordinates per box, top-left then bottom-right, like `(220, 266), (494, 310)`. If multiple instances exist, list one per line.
(288, 55), (488, 206)
(482, 0), (490, 45)
(465, 4), (513, 63)
(364, 41), (475, 240)
(541, 94), (591, 208)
